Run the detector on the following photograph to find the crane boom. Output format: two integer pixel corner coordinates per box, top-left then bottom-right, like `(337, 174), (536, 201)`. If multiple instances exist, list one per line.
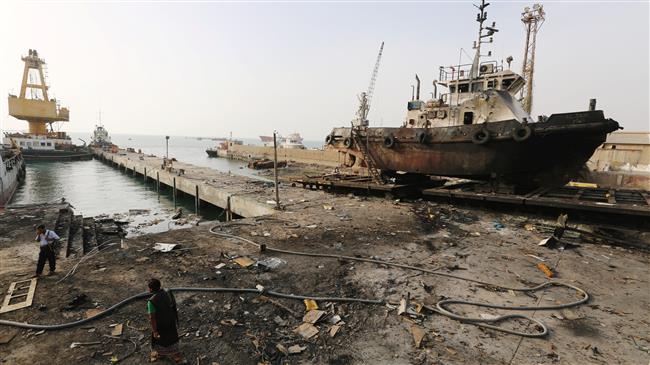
(353, 41), (384, 127)
(520, 4), (545, 114)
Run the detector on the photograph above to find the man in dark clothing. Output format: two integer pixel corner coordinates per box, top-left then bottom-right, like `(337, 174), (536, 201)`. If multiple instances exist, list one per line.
(147, 278), (185, 364)
(34, 224), (59, 277)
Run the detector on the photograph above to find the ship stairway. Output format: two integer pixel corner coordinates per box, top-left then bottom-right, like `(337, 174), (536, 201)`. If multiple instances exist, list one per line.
(351, 125), (385, 184)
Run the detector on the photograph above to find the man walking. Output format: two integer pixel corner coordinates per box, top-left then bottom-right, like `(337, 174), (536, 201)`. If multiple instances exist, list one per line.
(147, 278), (185, 364)
(34, 224), (59, 277)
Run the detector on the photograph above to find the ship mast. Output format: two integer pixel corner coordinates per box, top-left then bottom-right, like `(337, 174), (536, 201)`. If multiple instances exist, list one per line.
(520, 4), (545, 114)
(470, 0), (498, 79)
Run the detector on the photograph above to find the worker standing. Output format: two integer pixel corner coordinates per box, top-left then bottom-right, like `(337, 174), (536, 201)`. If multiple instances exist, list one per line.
(147, 278), (186, 364)
(34, 224), (59, 277)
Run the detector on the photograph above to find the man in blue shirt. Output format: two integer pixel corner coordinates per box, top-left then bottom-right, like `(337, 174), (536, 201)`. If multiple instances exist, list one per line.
(34, 224), (59, 277)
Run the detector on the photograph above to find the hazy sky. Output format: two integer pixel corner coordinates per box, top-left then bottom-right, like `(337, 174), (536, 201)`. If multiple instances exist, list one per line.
(1, 1), (648, 141)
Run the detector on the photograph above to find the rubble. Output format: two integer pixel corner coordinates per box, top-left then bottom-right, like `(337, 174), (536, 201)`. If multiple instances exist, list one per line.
(0, 195), (648, 364)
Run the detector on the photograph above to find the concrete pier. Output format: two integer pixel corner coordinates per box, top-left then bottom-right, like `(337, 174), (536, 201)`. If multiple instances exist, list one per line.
(93, 148), (321, 218)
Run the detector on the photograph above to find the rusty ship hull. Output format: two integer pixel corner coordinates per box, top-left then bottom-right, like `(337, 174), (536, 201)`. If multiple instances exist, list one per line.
(329, 110), (619, 187)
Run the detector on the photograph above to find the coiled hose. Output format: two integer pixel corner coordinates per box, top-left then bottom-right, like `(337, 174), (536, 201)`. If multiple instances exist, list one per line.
(207, 225), (589, 337)
(0, 222), (589, 338)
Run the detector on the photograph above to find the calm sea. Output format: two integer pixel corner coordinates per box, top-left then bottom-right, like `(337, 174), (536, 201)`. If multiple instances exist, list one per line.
(10, 133), (323, 219)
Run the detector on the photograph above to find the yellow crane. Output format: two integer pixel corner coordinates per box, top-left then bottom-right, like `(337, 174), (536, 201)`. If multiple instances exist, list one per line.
(7, 49), (69, 135)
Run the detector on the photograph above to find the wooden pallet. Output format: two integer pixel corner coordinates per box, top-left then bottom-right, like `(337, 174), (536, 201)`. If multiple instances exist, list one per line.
(0, 278), (37, 314)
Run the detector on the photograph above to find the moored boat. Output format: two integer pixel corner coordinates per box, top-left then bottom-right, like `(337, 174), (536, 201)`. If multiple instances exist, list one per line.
(0, 146), (25, 206)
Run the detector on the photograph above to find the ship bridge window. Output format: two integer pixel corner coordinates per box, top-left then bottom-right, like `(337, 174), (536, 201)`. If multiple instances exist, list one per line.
(40, 142), (46, 146)
(449, 86), (455, 93)
(487, 80), (496, 88)
(471, 82), (484, 92)
(501, 78), (515, 88)
(19, 141), (25, 146)
(47, 142), (52, 146)
(458, 83), (469, 93)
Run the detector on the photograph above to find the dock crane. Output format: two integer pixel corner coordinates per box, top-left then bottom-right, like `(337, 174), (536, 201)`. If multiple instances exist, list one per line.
(353, 41), (384, 128)
(350, 41), (385, 184)
(520, 4), (545, 114)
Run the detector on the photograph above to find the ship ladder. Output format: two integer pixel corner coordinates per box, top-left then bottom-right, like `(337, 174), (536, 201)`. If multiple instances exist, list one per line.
(351, 125), (385, 185)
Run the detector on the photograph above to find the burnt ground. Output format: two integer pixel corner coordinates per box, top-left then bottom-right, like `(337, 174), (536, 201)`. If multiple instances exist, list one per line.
(0, 191), (649, 365)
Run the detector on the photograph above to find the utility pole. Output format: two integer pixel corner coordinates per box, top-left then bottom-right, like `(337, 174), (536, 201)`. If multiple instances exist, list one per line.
(165, 135), (170, 159)
(273, 131), (280, 209)
(520, 4), (546, 114)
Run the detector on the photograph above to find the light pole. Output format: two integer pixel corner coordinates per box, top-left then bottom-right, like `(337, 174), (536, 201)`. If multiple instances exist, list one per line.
(165, 135), (169, 159)
(273, 131), (280, 210)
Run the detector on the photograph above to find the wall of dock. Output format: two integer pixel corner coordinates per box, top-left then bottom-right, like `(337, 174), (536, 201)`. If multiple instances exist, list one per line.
(93, 150), (276, 218)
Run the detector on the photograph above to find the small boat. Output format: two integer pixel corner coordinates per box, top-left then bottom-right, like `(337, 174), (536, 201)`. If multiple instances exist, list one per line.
(206, 139), (242, 158)
(247, 159), (287, 170)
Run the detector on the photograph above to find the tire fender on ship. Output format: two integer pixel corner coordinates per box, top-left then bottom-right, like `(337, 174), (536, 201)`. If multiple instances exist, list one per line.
(471, 129), (490, 145)
(384, 134), (396, 148)
(415, 131), (427, 144)
(343, 137), (354, 149)
(512, 125), (533, 142)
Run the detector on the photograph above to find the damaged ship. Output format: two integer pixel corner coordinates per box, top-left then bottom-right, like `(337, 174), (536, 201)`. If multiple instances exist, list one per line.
(326, 2), (620, 188)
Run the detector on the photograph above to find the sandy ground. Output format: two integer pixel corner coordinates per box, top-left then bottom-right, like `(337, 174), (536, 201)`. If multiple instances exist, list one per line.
(0, 191), (649, 365)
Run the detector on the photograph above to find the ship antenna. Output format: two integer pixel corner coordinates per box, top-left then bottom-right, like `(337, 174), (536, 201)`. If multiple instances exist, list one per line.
(470, 0), (498, 79)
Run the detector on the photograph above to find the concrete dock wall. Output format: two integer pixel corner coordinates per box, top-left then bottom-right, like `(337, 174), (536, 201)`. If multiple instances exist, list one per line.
(224, 145), (342, 167)
(93, 149), (277, 218)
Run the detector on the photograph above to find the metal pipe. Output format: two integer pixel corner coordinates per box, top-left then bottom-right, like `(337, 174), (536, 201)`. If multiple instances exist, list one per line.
(589, 99), (597, 111)
(156, 172), (160, 197)
(433, 80), (438, 99)
(415, 74), (421, 100)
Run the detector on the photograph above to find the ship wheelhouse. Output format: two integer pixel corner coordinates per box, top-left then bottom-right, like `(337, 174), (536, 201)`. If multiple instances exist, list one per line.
(405, 61), (528, 129)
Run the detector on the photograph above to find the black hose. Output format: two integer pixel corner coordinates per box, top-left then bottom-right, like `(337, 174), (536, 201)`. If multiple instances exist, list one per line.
(208, 225), (590, 337)
(0, 287), (381, 331)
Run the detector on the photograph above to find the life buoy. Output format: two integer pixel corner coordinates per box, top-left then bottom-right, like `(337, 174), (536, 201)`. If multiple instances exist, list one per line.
(471, 129), (490, 145)
(343, 137), (353, 149)
(512, 125), (533, 142)
(325, 134), (334, 145)
(384, 134), (396, 148)
(416, 131), (427, 144)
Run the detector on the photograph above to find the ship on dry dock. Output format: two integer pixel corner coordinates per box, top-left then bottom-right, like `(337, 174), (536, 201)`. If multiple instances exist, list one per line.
(3, 49), (91, 161)
(327, 2), (620, 188)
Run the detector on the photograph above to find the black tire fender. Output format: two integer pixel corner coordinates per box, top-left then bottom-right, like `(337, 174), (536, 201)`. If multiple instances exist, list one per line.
(471, 129), (490, 145)
(512, 125), (533, 142)
(416, 131), (427, 144)
(325, 134), (334, 145)
(383, 134), (396, 148)
(343, 137), (353, 149)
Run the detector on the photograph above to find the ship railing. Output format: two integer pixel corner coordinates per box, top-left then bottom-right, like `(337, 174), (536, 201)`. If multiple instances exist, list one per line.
(439, 61), (502, 81)
(3, 153), (22, 170)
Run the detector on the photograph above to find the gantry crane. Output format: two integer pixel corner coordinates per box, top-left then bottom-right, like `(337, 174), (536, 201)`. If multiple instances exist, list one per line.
(7, 49), (69, 135)
(520, 4), (545, 114)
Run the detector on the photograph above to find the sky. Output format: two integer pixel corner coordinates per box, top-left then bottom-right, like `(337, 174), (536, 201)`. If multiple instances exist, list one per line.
(1, 0), (648, 141)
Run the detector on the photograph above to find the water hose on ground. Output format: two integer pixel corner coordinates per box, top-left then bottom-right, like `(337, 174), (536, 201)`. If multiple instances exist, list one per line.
(0, 223), (589, 338)
(207, 225), (589, 337)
